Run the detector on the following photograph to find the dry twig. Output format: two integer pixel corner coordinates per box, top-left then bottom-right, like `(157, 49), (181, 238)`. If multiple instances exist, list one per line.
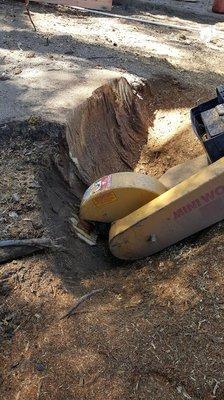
(60, 288), (104, 319)
(24, 0), (37, 31)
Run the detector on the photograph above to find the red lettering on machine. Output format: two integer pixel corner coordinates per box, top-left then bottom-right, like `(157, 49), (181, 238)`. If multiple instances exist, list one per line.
(173, 185), (224, 220)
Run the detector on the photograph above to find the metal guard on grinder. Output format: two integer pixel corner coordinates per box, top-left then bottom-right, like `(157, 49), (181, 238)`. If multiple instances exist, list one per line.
(191, 85), (224, 163)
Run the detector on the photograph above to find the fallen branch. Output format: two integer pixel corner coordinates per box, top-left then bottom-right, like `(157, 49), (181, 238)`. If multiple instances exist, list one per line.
(24, 0), (37, 31)
(0, 246), (44, 264)
(60, 288), (104, 319)
(0, 238), (54, 248)
(0, 237), (66, 264)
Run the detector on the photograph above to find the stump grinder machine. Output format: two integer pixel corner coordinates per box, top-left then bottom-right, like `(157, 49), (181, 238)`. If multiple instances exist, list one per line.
(78, 85), (224, 260)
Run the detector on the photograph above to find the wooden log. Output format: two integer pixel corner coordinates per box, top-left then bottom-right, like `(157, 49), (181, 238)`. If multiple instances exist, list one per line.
(31, 0), (112, 11)
(65, 77), (150, 186)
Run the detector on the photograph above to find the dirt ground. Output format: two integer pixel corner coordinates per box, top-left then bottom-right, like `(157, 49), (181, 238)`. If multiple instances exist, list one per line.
(1, 1), (224, 400)
(0, 0), (224, 121)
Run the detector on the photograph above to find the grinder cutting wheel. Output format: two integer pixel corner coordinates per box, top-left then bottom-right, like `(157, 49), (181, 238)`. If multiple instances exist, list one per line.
(79, 85), (224, 260)
(80, 172), (166, 223)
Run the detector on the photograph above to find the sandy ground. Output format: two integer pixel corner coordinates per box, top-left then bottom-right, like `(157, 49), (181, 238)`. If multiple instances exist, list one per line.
(1, 1), (224, 400)
(0, 0), (224, 122)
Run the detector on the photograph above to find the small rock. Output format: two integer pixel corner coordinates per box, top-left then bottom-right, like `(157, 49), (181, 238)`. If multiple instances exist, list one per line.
(79, 376), (84, 387)
(0, 74), (10, 81)
(26, 51), (35, 58)
(16, 165), (24, 171)
(179, 34), (187, 40)
(12, 193), (20, 202)
(13, 67), (22, 75)
(9, 211), (19, 219)
(29, 181), (40, 189)
(36, 362), (45, 372)
(177, 385), (182, 394)
(113, 42), (118, 47)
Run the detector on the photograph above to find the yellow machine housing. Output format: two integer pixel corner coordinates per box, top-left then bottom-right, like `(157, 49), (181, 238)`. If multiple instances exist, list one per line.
(80, 172), (166, 223)
(109, 157), (224, 259)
